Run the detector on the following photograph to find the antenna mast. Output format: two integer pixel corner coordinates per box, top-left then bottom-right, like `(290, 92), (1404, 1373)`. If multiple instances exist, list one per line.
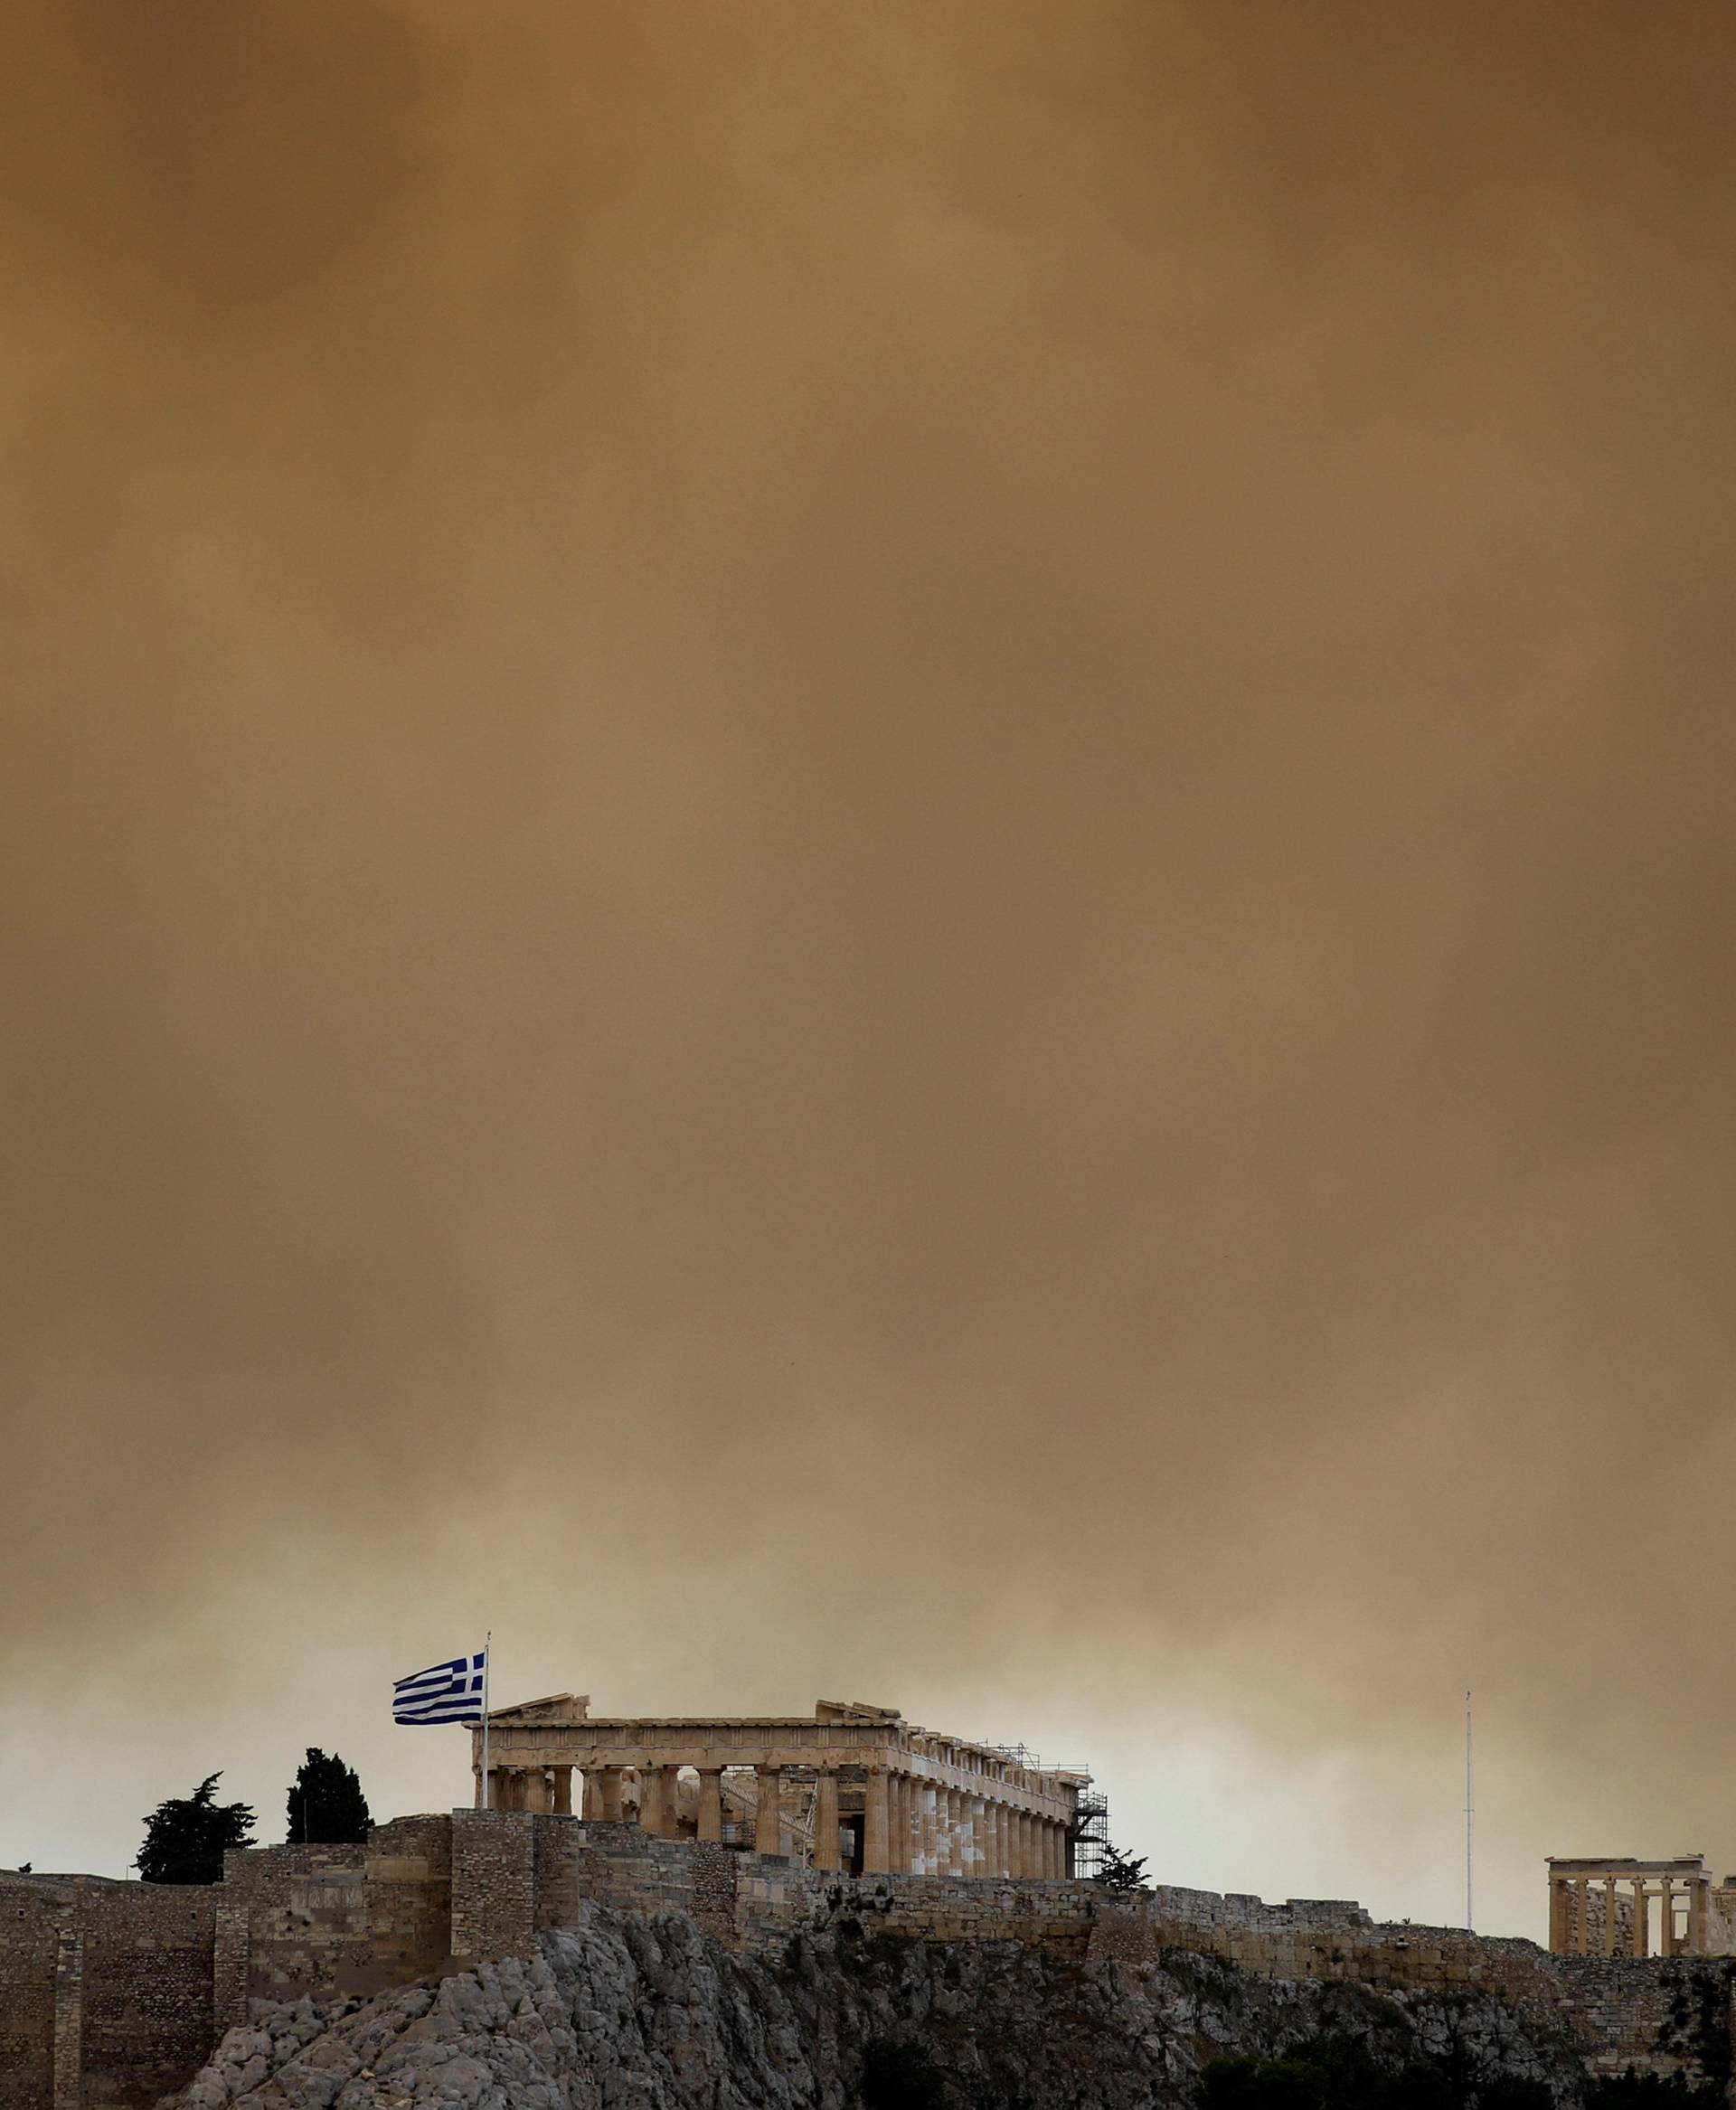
(1465, 1690), (1475, 1931)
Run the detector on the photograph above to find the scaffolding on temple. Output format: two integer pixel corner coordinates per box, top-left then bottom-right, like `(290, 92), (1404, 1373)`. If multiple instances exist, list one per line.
(1068, 1790), (1111, 1879)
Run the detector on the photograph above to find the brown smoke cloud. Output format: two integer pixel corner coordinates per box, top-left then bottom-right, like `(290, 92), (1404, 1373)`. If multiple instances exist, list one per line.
(4, 1), (1735, 1932)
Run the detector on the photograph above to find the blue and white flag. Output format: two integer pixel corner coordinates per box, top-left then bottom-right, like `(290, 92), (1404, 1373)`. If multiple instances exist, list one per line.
(393, 1649), (487, 1726)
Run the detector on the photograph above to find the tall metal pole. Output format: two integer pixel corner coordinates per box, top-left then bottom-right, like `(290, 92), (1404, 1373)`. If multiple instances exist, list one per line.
(481, 1632), (492, 1811)
(1465, 1690), (1474, 1931)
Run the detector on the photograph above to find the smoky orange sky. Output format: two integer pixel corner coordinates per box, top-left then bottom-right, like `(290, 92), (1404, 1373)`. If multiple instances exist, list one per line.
(4, 0), (1735, 1939)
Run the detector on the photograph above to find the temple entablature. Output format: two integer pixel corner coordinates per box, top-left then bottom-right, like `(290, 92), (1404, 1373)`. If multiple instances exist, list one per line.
(472, 1696), (1088, 1879)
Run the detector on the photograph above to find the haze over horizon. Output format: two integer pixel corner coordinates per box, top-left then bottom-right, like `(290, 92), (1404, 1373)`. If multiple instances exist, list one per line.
(5, 1), (1735, 1941)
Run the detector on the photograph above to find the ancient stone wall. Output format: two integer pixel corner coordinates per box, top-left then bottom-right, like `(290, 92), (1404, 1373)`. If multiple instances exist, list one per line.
(448, 1809), (535, 1964)
(8, 1812), (1734, 2109)
(0, 1881), (61, 2110)
(213, 1818), (452, 2023)
(739, 1867), (1102, 1958)
(0, 1878), (217, 2110)
(528, 1815), (737, 1945)
(75, 1882), (216, 2110)
(1079, 1886), (1733, 2086)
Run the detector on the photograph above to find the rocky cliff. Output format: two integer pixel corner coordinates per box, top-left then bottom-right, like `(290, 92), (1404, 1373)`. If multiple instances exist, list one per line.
(175, 1905), (1591, 2110)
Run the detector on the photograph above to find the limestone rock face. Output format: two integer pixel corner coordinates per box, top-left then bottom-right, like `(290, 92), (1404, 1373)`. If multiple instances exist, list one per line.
(175, 1907), (1580, 2110)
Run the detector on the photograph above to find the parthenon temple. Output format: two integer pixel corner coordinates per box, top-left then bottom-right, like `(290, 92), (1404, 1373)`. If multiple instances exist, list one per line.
(473, 1696), (1089, 1879)
(1546, 1857), (1736, 1958)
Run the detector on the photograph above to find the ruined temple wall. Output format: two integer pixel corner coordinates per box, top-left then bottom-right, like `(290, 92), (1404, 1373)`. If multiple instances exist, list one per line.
(1580, 1889), (1638, 1960)
(1703, 1885), (1736, 1955)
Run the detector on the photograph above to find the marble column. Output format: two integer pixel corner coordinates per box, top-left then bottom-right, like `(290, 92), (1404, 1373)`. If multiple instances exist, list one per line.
(941, 1791), (961, 1876)
(637, 1767), (665, 1836)
(755, 1767), (783, 1855)
(1547, 1879), (1568, 1954)
(696, 1769), (724, 1845)
(863, 1769), (892, 1875)
(887, 1776), (910, 1874)
(995, 1804), (1013, 1877)
(552, 1767), (572, 1816)
(582, 1772), (605, 1821)
(600, 1768), (625, 1823)
(521, 1768), (551, 1814)
(1632, 1880), (1648, 1959)
(814, 1772), (841, 1870)
(1690, 1879), (1707, 1956)
(1659, 1879), (1675, 1958)
(1604, 1875), (1618, 1957)
(919, 1785), (939, 1875)
(486, 1768), (512, 1810)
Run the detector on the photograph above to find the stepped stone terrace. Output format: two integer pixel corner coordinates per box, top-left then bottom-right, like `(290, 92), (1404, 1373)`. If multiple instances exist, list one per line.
(473, 1694), (1088, 1879)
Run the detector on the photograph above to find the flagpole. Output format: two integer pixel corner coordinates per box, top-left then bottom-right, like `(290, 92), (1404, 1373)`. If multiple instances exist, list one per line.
(1465, 1689), (1474, 1932)
(480, 1632), (492, 1810)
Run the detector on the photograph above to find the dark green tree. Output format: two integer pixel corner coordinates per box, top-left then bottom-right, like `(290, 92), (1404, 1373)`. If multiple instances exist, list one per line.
(286, 1749), (373, 1844)
(1090, 1841), (1151, 1892)
(136, 1774), (255, 1884)
(1200, 2036), (1561, 2110)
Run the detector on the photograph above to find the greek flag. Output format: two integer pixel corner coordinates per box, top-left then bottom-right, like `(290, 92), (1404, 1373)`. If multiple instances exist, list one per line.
(393, 1649), (487, 1726)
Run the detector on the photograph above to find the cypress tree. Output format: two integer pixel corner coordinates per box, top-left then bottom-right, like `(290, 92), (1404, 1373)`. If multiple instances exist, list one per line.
(286, 1749), (373, 1844)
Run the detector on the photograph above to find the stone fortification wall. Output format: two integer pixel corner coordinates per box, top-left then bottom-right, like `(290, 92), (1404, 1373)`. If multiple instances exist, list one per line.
(505, 1824), (1735, 2084)
(0, 1880), (62, 2110)
(7, 1812), (1733, 2109)
(263, 1817), (1736, 2090)
(0, 1877), (216, 2110)
(74, 1883), (216, 2110)
(535, 1815), (738, 1943)
(212, 1818), (453, 2028)
(1553, 1955), (1731, 2083)
(1079, 1884), (1731, 2085)
(736, 1864), (1106, 1959)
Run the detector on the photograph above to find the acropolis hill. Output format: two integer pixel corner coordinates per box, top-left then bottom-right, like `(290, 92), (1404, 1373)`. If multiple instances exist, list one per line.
(6, 1694), (1736, 2110)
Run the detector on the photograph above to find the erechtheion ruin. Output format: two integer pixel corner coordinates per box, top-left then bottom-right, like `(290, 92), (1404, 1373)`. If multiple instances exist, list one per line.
(473, 1694), (1087, 1879)
(1545, 1856), (1736, 1957)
